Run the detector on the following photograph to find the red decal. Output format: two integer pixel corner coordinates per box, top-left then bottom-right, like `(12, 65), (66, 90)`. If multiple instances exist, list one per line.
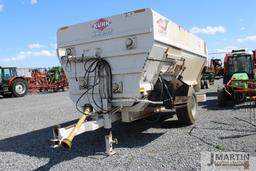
(157, 18), (168, 32)
(92, 18), (112, 31)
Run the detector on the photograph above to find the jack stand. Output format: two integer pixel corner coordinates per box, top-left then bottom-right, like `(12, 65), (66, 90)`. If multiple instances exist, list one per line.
(50, 125), (61, 148)
(105, 129), (118, 155)
(104, 113), (118, 155)
(50, 138), (60, 148)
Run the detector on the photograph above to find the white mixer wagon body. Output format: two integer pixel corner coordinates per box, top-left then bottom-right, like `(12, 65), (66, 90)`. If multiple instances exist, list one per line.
(54, 9), (207, 154)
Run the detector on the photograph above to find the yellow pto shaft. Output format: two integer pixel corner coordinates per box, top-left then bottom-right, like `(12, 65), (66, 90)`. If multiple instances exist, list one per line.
(61, 107), (91, 149)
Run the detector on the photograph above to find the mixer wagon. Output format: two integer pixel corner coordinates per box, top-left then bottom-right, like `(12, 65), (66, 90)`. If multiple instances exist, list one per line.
(52, 9), (207, 155)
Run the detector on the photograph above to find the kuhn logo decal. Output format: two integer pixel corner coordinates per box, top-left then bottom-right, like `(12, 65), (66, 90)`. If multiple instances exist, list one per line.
(92, 18), (112, 31)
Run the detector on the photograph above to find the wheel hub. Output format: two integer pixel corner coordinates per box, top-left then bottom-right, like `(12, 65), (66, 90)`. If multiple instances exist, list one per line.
(15, 83), (26, 95)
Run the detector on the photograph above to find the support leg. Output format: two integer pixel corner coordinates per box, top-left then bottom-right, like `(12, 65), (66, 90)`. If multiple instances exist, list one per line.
(105, 129), (117, 155)
(104, 114), (118, 155)
(50, 125), (61, 148)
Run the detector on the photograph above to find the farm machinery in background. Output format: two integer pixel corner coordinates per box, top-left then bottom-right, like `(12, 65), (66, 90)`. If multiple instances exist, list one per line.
(211, 58), (224, 77)
(201, 58), (224, 89)
(0, 66), (69, 97)
(218, 49), (256, 108)
(0, 66), (28, 97)
(27, 67), (68, 92)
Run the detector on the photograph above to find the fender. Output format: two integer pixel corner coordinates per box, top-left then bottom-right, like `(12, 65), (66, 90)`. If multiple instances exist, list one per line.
(8, 76), (26, 87)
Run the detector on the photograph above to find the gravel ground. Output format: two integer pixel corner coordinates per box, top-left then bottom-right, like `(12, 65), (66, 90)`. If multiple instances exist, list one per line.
(0, 79), (255, 171)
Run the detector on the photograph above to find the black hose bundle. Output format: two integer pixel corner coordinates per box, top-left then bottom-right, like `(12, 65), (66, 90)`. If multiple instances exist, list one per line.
(76, 57), (113, 114)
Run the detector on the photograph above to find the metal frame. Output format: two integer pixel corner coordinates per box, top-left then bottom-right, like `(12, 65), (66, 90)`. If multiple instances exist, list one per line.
(51, 112), (121, 155)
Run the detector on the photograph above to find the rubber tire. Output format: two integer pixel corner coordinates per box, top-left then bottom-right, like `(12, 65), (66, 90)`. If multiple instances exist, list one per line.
(204, 80), (209, 89)
(201, 80), (205, 89)
(11, 79), (28, 97)
(217, 89), (226, 107)
(176, 93), (198, 125)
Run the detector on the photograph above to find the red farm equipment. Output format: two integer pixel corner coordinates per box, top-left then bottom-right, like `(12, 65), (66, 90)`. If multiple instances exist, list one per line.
(27, 67), (68, 92)
(0, 66), (28, 97)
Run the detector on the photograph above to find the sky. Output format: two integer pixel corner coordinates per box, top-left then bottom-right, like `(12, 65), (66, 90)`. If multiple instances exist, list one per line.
(0, 0), (255, 68)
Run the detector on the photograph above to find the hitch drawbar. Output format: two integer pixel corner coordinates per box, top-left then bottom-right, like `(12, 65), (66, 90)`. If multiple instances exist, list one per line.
(61, 107), (91, 149)
(50, 108), (120, 155)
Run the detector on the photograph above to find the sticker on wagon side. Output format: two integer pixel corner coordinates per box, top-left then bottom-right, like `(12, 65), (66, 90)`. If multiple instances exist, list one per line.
(157, 18), (168, 33)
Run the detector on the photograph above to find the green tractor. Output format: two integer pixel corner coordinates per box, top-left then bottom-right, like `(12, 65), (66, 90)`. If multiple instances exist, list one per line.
(201, 66), (215, 89)
(200, 58), (224, 89)
(218, 49), (255, 106)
